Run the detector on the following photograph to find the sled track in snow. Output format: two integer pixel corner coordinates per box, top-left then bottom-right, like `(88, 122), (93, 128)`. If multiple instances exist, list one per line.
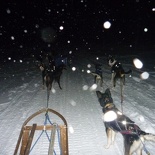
(0, 74), (41, 117)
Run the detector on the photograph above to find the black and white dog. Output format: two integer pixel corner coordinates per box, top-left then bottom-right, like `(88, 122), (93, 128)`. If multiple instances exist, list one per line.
(108, 55), (132, 102)
(91, 64), (103, 87)
(96, 88), (155, 155)
(108, 55), (132, 88)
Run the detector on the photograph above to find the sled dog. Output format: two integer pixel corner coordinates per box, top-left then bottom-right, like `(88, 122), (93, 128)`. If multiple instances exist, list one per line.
(40, 64), (66, 90)
(108, 55), (132, 88)
(96, 88), (155, 155)
(44, 65), (66, 90)
(107, 55), (132, 102)
(91, 64), (103, 87)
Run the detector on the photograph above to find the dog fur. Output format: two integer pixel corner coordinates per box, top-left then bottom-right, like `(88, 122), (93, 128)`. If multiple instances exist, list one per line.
(96, 88), (155, 155)
(45, 65), (66, 90)
(39, 64), (66, 90)
(39, 63), (47, 88)
(46, 65), (66, 90)
(91, 64), (103, 87)
(108, 56), (132, 102)
(108, 55), (132, 88)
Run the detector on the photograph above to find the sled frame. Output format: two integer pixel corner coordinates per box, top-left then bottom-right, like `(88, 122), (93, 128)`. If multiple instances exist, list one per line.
(14, 108), (69, 155)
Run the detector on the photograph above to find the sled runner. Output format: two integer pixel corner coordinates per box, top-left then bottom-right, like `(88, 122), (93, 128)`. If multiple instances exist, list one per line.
(14, 108), (69, 155)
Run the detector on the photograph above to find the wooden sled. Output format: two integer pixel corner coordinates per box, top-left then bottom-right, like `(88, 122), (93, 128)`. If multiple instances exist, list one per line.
(14, 108), (69, 155)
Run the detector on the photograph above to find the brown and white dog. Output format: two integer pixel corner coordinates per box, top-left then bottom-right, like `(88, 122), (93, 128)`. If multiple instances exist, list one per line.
(96, 88), (155, 155)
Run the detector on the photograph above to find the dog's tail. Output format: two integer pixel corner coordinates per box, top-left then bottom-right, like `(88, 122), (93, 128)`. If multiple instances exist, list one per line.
(90, 72), (100, 76)
(144, 133), (155, 142)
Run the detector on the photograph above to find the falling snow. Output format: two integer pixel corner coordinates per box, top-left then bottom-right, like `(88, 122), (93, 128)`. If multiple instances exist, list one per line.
(0, 53), (155, 155)
(0, 1), (155, 154)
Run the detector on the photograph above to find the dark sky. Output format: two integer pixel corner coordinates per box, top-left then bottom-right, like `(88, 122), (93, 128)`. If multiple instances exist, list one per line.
(0, 0), (155, 60)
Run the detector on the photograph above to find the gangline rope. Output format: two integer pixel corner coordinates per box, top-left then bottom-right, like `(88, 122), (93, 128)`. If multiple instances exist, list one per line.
(29, 87), (61, 155)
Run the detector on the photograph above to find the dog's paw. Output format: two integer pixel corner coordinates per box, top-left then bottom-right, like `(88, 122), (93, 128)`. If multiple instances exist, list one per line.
(104, 144), (110, 149)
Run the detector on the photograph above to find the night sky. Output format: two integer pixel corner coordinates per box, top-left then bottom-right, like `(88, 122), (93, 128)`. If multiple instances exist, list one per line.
(0, 0), (155, 61)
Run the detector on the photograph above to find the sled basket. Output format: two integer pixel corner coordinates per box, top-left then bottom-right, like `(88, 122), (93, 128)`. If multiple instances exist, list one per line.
(14, 108), (69, 155)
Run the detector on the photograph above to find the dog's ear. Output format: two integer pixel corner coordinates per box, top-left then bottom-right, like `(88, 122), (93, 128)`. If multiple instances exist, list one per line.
(105, 88), (111, 97)
(96, 91), (102, 99)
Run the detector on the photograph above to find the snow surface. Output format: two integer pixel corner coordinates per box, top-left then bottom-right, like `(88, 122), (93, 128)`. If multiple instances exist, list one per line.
(0, 53), (155, 155)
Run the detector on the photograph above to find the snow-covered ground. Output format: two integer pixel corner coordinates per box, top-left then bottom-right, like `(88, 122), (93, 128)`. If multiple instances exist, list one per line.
(0, 52), (155, 155)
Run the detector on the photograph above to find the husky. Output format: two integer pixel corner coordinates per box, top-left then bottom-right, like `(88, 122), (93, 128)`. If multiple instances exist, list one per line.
(38, 54), (56, 89)
(96, 88), (155, 155)
(108, 55), (132, 88)
(91, 64), (103, 87)
(44, 65), (66, 90)
(107, 55), (132, 102)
